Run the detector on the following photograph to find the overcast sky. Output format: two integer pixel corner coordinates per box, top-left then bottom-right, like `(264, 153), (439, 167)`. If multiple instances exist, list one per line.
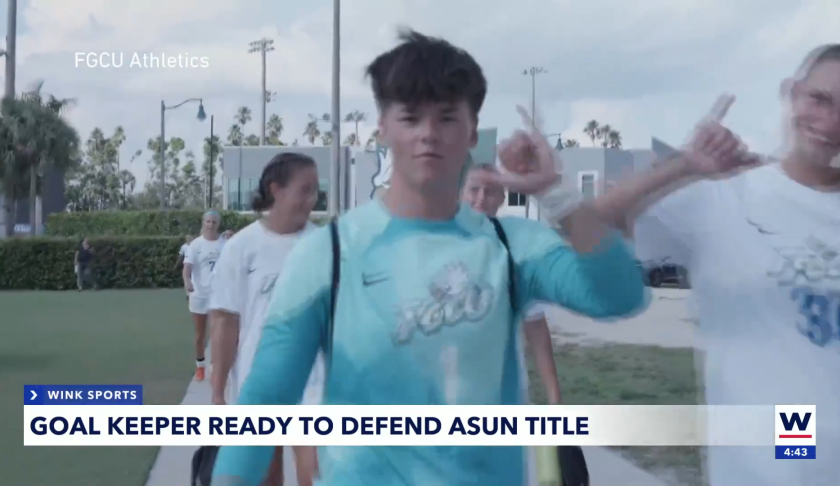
(1, 0), (837, 188)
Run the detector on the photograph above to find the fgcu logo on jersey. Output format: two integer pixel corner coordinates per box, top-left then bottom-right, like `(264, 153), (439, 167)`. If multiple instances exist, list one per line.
(371, 143), (392, 199)
(775, 405), (816, 444)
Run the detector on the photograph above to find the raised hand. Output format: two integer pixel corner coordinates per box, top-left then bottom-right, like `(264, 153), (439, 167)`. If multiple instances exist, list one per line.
(682, 94), (762, 177)
(473, 106), (560, 195)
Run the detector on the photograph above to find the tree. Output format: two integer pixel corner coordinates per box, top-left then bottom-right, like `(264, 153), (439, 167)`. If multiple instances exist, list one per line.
(227, 124), (243, 146)
(596, 124), (612, 147)
(266, 114), (284, 145)
(65, 127), (141, 211)
(366, 129), (380, 151)
(343, 110), (367, 145)
(16, 81), (81, 234)
(171, 150), (204, 209)
(607, 130), (623, 149)
(564, 139), (580, 148)
(321, 131), (333, 146)
(139, 136), (186, 208)
(304, 113), (329, 145)
(583, 120), (599, 146)
(203, 134), (223, 208)
(0, 107), (28, 236)
(235, 106), (252, 132)
(244, 134), (260, 146)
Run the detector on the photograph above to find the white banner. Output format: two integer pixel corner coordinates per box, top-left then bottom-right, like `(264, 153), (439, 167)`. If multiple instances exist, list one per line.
(24, 404), (782, 447)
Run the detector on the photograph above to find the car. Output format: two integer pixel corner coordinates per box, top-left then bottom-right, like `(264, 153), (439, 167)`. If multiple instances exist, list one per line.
(636, 257), (690, 288)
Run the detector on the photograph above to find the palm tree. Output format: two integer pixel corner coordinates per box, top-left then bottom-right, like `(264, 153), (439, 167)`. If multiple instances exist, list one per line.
(227, 124), (243, 145)
(266, 114), (284, 145)
(607, 130), (622, 149)
(366, 129), (380, 151)
(343, 110), (367, 145)
(111, 126), (125, 171)
(304, 113), (329, 145)
(596, 124), (612, 147)
(235, 106), (252, 132)
(564, 139), (580, 148)
(15, 82), (80, 234)
(321, 131), (333, 147)
(583, 120), (599, 146)
(0, 112), (27, 236)
(120, 149), (141, 207)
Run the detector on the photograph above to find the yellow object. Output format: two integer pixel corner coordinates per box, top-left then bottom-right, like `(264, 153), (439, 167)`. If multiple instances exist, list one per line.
(535, 446), (561, 486)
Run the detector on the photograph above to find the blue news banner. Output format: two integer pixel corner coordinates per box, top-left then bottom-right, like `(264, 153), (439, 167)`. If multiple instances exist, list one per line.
(24, 385), (143, 405)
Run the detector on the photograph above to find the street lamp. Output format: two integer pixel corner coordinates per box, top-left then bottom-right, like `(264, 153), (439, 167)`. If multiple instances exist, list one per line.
(546, 133), (563, 151)
(159, 98), (205, 209)
(521, 67), (546, 219)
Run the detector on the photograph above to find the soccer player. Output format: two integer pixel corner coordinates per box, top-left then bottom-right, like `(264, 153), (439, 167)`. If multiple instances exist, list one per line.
(462, 164), (562, 486)
(594, 44), (840, 486)
(176, 234), (193, 299)
(213, 29), (647, 486)
(210, 153), (324, 486)
(183, 210), (223, 381)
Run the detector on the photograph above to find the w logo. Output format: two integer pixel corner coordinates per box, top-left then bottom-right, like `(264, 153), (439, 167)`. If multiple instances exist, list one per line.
(775, 405), (816, 445)
(780, 413), (812, 436)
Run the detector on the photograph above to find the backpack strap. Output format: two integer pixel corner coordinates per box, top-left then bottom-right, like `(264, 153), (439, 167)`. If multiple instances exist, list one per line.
(489, 217), (518, 314)
(327, 217), (340, 357)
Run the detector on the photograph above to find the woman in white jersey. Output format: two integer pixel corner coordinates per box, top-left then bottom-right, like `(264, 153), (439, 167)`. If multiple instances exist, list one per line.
(176, 234), (193, 299)
(573, 45), (840, 486)
(182, 211), (223, 381)
(461, 164), (562, 486)
(210, 153), (323, 486)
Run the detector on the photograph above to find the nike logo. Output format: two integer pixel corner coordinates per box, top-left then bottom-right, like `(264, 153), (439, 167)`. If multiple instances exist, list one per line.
(362, 272), (389, 286)
(247, 268), (257, 274)
(746, 218), (776, 235)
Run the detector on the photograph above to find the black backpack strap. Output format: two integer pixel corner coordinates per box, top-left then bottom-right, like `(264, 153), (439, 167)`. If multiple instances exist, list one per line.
(489, 217), (517, 314)
(327, 217), (340, 357)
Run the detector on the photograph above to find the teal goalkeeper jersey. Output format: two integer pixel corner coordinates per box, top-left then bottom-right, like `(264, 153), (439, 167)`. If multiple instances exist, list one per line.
(213, 200), (647, 486)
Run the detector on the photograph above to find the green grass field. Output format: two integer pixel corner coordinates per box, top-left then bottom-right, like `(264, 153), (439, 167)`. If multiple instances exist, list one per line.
(0, 290), (194, 486)
(528, 343), (704, 486)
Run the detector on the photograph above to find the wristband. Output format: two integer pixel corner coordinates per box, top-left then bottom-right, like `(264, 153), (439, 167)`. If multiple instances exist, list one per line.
(534, 181), (584, 223)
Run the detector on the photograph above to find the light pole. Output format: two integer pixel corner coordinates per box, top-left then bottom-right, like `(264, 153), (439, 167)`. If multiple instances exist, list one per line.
(207, 115), (215, 208)
(522, 66), (546, 219)
(329, 0), (341, 216)
(3, 0), (16, 100)
(159, 98), (206, 209)
(249, 38), (274, 145)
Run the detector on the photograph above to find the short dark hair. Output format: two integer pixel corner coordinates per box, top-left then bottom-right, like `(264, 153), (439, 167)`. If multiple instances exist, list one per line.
(797, 44), (840, 80)
(365, 28), (487, 117)
(252, 152), (317, 211)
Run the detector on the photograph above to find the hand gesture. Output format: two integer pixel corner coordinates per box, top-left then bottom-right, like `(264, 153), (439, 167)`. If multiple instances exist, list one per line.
(683, 94), (762, 177)
(472, 106), (560, 195)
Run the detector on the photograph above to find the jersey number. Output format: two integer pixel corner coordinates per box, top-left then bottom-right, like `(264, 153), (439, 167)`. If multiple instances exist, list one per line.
(791, 287), (839, 347)
(209, 261), (216, 271)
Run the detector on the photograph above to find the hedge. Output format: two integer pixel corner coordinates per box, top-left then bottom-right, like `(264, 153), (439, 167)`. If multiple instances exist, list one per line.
(0, 236), (185, 290)
(45, 210), (330, 237)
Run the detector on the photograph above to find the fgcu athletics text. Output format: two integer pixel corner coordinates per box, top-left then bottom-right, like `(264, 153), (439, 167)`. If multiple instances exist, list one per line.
(774, 405), (816, 459)
(74, 52), (210, 69)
